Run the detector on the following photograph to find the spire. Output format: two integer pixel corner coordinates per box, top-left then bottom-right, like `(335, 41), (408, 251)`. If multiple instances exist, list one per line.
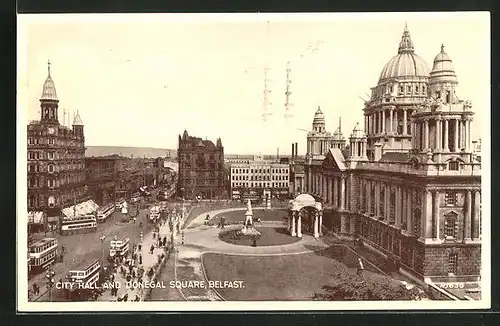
(398, 23), (415, 54)
(72, 109), (84, 126)
(40, 60), (58, 101)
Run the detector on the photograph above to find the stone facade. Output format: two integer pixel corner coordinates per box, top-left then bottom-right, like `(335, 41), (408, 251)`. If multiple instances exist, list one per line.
(303, 26), (482, 283)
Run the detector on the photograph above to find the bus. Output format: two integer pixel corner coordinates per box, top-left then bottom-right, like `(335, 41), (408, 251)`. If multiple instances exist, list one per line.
(60, 215), (97, 235)
(97, 203), (115, 223)
(28, 238), (58, 274)
(67, 260), (101, 285)
(149, 205), (161, 221)
(115, 198), (125, 209)
(109, 237), (130, 258)
(130, 192), (141, 203)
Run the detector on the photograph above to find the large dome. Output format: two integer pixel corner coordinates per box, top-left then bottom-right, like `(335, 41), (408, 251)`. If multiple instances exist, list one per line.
(378, 25), (430, 82)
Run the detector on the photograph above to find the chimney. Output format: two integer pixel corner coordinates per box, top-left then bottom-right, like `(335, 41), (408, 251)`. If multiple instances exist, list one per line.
(277, 147), (280, 161)
(295, 142), (298, 157)
(291, 143), (295, 159)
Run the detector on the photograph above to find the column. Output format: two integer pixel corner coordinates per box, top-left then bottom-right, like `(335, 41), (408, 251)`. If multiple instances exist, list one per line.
(382, 110), (386, 133)
(424, 120), (429, 149)
(465, 119), (470, 152)
(319, 211), (323, 236)
(366, 181), (371, 213)
(422, 190), (433, 238)
(340, 177), (346, 210)
(329, 178), (333, 204)
(436, 119), (442, 151)
(291, 212), (296, 236)
(453, 119), (459, 152)
(443, 119), (449, 152)
(333, 177), (338, 208)
(433, 191), (439, 239)
(375, 182), (380, 218)
(365, 115), (368, 134)
(395, 187), (401, 227)
(403, 109), (408, 135)
(297, 213), (302, 237)
(406, 188), (413, 234)
(410, 122), (415, 147)
(394, 110), (398, 134)
(464, 190), (472, 240)
(313, 212), (319, 238)
(472, 191), (480, 239)
(389, 109), (393, 133)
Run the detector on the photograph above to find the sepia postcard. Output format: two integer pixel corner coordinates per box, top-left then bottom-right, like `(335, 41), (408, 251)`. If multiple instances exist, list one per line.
(17, 12), (490, 312)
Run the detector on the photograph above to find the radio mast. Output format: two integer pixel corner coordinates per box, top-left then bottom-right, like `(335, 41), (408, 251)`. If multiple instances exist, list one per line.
(284, 61), (293, 121)
(262, 21), (272, 122)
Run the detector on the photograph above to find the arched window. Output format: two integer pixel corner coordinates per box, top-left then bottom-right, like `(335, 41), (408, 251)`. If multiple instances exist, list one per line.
(449, 161), (459, 171)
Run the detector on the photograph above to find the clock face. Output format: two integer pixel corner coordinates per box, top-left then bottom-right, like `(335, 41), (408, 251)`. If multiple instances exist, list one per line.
(48, 127), (55, 135)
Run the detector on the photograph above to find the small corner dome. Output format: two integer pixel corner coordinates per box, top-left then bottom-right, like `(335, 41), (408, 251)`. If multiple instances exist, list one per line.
(430, 44), (457, 82)
(313, 107), (325, 123)
(350, 123), (365, 138)
(72, 112), (84, 126)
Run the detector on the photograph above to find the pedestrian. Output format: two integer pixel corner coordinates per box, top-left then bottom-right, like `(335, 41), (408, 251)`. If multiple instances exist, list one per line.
(158, 238), (161, 247)
(357, 258), (365, 277)
(150, 244), (154, 254)
(138, 244), (142, 251)
(153, 232), (156, 240)
(139, 254), (142, 265)
(162, 236), (167, 247)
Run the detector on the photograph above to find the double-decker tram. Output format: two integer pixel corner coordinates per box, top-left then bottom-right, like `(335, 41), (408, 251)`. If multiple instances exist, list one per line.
(28, 238), (58, 275)
(60, 214), (97, 235)
(97, 203), (115, 223)
(67, 260), (101, 285)
(149, 205), (161, 222)
(109, 237), (130, 259)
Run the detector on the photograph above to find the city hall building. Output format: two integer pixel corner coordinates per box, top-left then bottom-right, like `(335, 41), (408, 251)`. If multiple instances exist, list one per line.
(304, 26), (481, 283)
(27, 62), (90, 229)
(229, 154), (290, 201)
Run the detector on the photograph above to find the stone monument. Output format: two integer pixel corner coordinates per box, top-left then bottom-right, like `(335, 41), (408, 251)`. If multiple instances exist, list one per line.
(240, 199), (261, 238)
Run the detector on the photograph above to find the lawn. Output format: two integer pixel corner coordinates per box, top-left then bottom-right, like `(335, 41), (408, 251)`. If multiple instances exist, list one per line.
(213, 209), (289, 224)
(202, 245), (401, 301)
(219, 227), (301, 246)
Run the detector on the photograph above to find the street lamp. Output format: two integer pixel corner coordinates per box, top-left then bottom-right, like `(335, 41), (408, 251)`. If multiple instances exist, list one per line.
(99, 235), (106, 264)
(45, 265), (56, 302)
(132, 217), (137, 252)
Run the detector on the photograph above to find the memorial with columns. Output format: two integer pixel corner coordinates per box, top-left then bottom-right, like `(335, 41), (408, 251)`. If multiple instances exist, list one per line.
(288, 194), (323, 238)
(302, 25), (481, 283)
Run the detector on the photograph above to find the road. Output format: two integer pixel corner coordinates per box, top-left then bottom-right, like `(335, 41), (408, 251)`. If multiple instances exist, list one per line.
(27, 188), (166, 302)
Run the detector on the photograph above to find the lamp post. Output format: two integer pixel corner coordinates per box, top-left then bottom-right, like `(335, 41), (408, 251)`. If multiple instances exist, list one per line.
(99, 235), (106, 264)
(45, 265), (56, 302)
(132, 217), (137, 253)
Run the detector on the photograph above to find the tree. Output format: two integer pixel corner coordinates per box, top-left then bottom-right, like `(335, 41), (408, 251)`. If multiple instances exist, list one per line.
(312, 271), (421, 301)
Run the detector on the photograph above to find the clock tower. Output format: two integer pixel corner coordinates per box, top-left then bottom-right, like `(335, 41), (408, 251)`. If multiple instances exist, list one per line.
(39, 60), (59, 125)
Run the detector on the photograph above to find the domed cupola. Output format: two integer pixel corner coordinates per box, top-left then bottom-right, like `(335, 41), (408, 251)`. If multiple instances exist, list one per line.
(429, 44), (458, 85)
(312, 106), (326, 133)
(378, 24), (430, 83)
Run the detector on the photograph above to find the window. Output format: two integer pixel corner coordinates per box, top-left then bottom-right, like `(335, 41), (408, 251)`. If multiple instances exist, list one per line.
(448, 253), (458, 274)
(48, 152), (55, 160)
(445, 192), (458, 206)
(48, 179), (55, 188)
(48, 164), (55, 173)
(449, 161), (459, 171)
(49, 138), (55, 145)
(48, 196), (55, 207)
(444, 214), (458, 239)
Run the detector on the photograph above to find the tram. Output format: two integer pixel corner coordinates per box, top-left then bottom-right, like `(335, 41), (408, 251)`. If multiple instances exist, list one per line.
(109, 237), (130, 259)
(97, 203), (115, 223)
(60, 214), (97, 235)
(28, 238), (58, 274)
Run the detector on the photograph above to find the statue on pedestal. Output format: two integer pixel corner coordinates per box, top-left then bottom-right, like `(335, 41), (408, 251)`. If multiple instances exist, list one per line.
(244, 199), (253, 227)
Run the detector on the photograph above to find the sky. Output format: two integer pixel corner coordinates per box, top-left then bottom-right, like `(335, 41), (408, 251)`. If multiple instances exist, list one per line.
(17, 12), (490, 155)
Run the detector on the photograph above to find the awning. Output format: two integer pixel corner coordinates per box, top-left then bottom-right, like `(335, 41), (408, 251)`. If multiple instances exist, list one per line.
(28, 211), (45, 224)
(62, 200), (99, 219)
